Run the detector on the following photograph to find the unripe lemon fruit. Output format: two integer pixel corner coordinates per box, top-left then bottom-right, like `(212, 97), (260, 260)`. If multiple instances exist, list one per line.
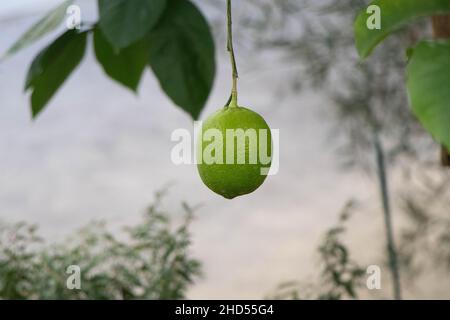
(197, 103), (272, 199)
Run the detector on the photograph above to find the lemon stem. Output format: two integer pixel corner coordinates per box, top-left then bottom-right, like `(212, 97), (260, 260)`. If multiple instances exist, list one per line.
(227, 0), (238, 107)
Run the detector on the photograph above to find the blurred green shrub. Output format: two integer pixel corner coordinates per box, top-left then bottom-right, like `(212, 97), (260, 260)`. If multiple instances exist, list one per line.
(269, 201), (366, 300)
(0, 190), (201, 299)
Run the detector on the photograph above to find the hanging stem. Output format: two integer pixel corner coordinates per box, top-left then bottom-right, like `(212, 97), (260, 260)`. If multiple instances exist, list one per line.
(227, 0), (238, 107)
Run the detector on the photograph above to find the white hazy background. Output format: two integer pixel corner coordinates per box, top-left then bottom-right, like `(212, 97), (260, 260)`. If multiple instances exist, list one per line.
(1, 0), (444, 299)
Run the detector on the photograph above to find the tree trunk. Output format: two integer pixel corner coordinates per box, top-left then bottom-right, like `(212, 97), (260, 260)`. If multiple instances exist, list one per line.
(431, 16), (450, 167)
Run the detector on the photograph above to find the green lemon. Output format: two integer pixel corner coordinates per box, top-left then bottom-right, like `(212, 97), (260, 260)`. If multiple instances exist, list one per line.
(197, 103), (272, 199)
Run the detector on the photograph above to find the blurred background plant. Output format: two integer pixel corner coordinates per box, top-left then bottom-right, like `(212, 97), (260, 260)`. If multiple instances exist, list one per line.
(0, 189), (201, 299)
(398, 172), (450, 281)
(269, 201), (366, 300)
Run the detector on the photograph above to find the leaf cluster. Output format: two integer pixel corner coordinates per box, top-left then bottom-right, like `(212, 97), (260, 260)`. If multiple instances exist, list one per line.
(3, 0), (216, 120)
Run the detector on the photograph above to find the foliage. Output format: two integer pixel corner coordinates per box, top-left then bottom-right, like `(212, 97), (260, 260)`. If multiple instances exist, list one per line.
(0, 191), (201, 299)
(354, 0), (450, 152)
(25, 30), (88, 117)
(93, 26), (148, 92)
(270, 201), (366, 300)
(406, 41), (450, 153)
(97, 0), (167, 50)
(3, 0), (215, 120)
(354, 0), (450, 58)
(147, 0), (215, 119)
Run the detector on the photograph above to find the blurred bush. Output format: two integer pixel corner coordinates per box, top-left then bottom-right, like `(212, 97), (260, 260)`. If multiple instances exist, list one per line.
(0, 190), (201, 299)
(269, 201), (366, 300)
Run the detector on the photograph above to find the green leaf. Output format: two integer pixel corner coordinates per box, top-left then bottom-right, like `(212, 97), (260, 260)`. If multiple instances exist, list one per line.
(25, 30), (87, 118)
(354, 0), (450, 59)
(93, 27), (147, 92)
(148, 0), (215, 119)
(407, 40), (450, 150)
(1, 0), (73, 60)
(98, 0), (167, 50)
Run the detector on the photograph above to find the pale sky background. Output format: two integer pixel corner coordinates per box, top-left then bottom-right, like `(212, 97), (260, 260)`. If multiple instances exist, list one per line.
(0, 0), (447, 299)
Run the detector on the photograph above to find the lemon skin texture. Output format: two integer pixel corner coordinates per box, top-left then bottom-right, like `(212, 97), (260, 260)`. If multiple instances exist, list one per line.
(197, 105), (272, 199)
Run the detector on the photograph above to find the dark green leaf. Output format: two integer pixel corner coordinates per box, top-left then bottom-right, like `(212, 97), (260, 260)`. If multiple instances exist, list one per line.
(354, 0), (450, 59)
(93, 27), (147, 92)
(407, 40), (450, 150)
(98, 0), (167, 49)
(1, 0), (73, 60)
(148, 0), (215, 119)
(25, 30), (87, 118)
